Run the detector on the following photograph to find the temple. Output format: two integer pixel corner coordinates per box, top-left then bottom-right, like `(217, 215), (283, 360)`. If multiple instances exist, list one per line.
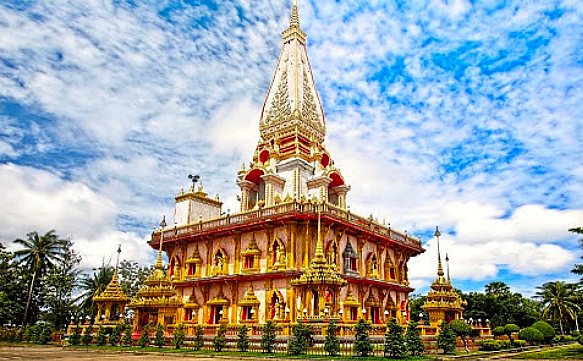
(134, 1), (424, 334)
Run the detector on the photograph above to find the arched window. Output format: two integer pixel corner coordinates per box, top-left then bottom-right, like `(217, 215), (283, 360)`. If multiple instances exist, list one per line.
(366, 253), (379, 278)
(213, 249), (228, 275)
(342, 241), (358, 275)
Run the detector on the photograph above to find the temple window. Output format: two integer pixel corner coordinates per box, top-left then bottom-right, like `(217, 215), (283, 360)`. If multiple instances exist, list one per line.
(209, 306), (224, 324)
(188, 263), (197, 276)
(185, 247), (202, 278)
(184, 308), (196, 322)
(241, 239), (261, 273)
(239, 287), (260, 322)
(342, 241), (358, 275)
(350, 307), (358, 321)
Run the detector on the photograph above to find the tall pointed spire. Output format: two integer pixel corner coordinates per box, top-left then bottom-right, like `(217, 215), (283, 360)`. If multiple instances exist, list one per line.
(156, 215), (167, 269)
(114, 244), (121, 276)
(290, 0), (300, 28)
(314, 203), (325, 260)
(434, 226), (444, 278)
(446, 253), (451, 283)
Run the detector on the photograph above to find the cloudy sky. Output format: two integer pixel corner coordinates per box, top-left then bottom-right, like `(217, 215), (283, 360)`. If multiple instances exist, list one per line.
(0, 0), (581, 296)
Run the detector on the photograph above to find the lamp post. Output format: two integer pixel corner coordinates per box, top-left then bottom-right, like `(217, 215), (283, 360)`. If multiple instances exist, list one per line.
(339, 308), (344, 320)
(419, 312), (424, 325)
(384, 309), (389, 323)
(249, 308), (255, 320)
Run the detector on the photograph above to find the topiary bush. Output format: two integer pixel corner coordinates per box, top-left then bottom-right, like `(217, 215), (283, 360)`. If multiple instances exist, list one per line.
(504, 324), (520, 344)
(518, 327), (544, 345)
(213, 324), (227, 352)
(572, 330), (580, 337)
(154, 324), (165, 348)
(237, 325), (249, 352)
(121, 324), (133, 347)
(193, 325), (204, 351)
(383, 318), (405, 358)
(324, 321), (340, 356)
(437, 322), (457, 354)
(579, 335), (583, 345)
(492, 326), (505, 338)
(480, 340), (502, 351)
(405, 320), (424, 356)
(513, 340), (527, 347)
(68, 326), (81, 346)
(173, 324), (185, 349)
(531, 321), (555, 343)
(261, 320), (276, 353)
(354, 318), (374, 357)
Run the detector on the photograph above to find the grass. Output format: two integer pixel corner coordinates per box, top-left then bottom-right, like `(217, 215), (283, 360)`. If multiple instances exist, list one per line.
(513, 344), (583, 359)
(66, 345), (431, 360)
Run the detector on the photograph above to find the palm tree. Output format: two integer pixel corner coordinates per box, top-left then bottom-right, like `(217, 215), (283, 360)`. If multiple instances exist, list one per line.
(14, 230), (65, 325)
(535, 281), (581, 334)
(76, 264), (114, 318)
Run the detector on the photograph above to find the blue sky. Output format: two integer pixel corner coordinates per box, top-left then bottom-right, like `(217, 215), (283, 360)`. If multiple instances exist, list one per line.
(0, 0), (582, 296)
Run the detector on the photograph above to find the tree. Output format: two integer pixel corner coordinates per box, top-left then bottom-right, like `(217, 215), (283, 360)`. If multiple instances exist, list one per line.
(118, 260), (152, 298)
(121, 323), (133, 346)
(76, 264), (114, 317)
(536, 281), (580, 335)
(237, 325), (249, 352)
(504, 324), (520, 345)
(450, 320), (471, 352)
(0, 245), (28, 326)
(95, 325), (107, 346)
(437, 322), (456, 354)
(138, 326), (150, 348)
(518, 327), (544, 345)
(173, 323), (185, 349)
(261, 320), (276, 353)
(570, 227), (583, 282)
(193, 325), (204, 351)
(14, 230), (65, 325)
(213, 324), (227, 352)
(384, 317), (405, 358)
(354, 318), (373, 357)
(44, 239), (81, 330)
(492, 326), (505, 338)
(463, 282), (541, 328)
(288, 322), (311, 355)
(109, 324), (122, 346)
(408, 294), (428, 322)
(81, 325), (93, 345)
(324, 321), (340, 356)
(404, 320), (424, 356)
(154, 324), (165, 348)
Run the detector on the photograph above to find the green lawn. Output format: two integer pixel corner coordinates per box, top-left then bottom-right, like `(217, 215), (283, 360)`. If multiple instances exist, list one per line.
(513, 344), (583, 359)
(67, 345), (430, 360)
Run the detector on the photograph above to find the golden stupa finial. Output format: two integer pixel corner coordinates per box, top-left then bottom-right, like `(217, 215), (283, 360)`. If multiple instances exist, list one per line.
(115, 244), (121, 276)
(314, 202), (325, 260)
(290, 0), (300, 28)
(434, 226), (445, 280)
(155, 215), (167, 269)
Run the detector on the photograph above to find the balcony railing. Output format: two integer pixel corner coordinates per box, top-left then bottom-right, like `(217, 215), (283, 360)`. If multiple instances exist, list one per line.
(155, 201), (422, 250)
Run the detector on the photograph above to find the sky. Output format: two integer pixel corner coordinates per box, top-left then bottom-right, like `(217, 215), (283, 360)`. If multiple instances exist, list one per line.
(0, 0), (582, 297)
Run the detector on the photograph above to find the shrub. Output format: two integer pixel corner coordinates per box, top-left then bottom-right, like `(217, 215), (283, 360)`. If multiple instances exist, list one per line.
(354, 318), (373, 357)
(384, 318), (405, 358)
(261, 320), (276, 353)
(121, 323), (133, 346)
(154, 324), (165, 348)
(213, 324), (227, 352)
(513, 339), (527, 347)
(492, 326), (505, 337)
(518, 327), (544, 345)
(480, 340), (502, 351)
(499, 340), (511, 349)
(95, 325), (107, 346)
(237, 325), (249, 352)
(437, 322), (457, 354)
(288, 322), (311, 355)
(109, 324), (122, 346)
(405, 320), (424, 356)
(324, 321), (340, 356)
(504, 324), (520, 344)
(579, 335), (583, 345)
(450, 319), (472, 352)
(193, 325), (204, 351)
(571, 330), (580, 337)
(69, 326), (81, 346)
(173, 324), (185, 349)
(564, 335), (574, 342)
(137, 326), (150, 348)
(81, 326), (93, 345)
(531, 321), (555, 343)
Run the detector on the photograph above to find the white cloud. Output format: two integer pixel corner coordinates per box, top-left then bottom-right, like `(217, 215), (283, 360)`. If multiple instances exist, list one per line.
(0, 163), (152, 268)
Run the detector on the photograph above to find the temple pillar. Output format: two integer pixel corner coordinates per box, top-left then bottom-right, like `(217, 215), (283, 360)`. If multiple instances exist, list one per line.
(357, 237), (364, 276)
(234, 233), (242, 274)
(303, 222), (310, 268)
(289, 222), (297, 269)
(239, 181), (255, 212)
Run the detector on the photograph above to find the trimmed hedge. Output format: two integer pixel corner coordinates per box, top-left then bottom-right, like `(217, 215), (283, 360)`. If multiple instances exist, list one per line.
(519, 327), (544, 344)
(531, 321), (555, 342)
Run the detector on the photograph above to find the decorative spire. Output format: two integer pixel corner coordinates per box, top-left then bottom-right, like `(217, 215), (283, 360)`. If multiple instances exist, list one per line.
(434, 226), (444, 278)
(314, 203), (325, 261)
(446, 253), (451, 283)
(289, 0), (300, 28)
(115, 244), (121, 276)
(156, 215), (167, 270)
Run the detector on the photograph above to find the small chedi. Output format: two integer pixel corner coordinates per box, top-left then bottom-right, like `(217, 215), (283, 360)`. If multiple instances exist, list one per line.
(134, 0), (424, 336)
(419, 227), (491, 340)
